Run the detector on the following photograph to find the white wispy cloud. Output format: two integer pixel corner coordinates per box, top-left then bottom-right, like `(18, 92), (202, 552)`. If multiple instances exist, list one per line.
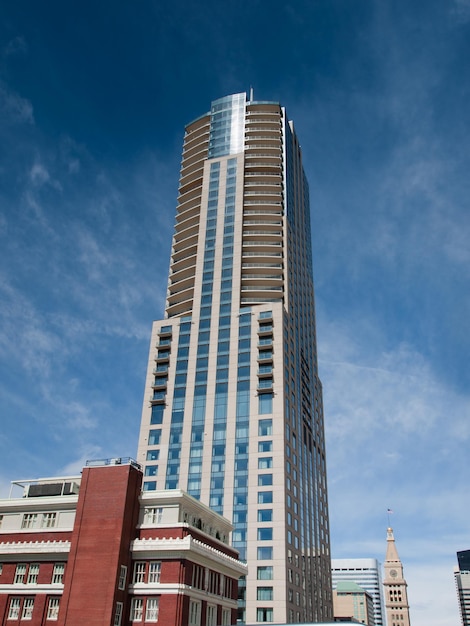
(0, 81), (34, 124)
(2, 36), (28, 59)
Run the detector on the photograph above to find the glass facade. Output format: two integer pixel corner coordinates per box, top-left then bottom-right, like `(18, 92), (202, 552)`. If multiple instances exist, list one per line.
(137, 93), (332, 624)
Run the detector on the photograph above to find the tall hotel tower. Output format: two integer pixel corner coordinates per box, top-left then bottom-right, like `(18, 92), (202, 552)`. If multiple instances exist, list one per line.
(137, 92), (332, 624)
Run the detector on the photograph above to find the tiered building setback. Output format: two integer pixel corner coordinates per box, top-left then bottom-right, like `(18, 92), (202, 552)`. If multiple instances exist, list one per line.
(137, 92), (332, 623)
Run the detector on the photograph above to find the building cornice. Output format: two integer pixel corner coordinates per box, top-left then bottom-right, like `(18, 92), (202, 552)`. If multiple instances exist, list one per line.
(131, 536), (247, 576)
(0, 540), (70, 558)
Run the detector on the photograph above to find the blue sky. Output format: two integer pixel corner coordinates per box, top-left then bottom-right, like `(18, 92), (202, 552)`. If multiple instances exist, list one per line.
(1, 1), (469, 623)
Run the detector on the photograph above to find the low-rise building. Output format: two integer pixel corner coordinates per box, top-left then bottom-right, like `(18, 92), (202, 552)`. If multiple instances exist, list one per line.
(0, 458), (246, 625)
(333, 581), (374, 625)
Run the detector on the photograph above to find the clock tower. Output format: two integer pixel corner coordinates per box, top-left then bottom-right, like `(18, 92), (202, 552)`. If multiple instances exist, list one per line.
(383, 527), (411, 626)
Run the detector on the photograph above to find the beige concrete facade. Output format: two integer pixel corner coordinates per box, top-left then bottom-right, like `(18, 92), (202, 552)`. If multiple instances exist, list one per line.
(137, 93), (332, 624)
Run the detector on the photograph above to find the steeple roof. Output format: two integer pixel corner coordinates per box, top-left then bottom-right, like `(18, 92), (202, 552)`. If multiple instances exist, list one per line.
(385, 527), (401, 563)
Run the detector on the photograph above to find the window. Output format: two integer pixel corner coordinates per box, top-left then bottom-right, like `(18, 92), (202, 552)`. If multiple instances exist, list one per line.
(257, 566), (273, 580)
(259, 393), (273, 414)
(192, 564), (205, 590)
(257, 546), (273, 560)
(0, 514), (3, 528)
(14, 563), (27, 584)
(258, 528), (273, 541)
(133, 562), (146, 583)
(258, 440), (272, 452)
(257, 586), (273, 601)
(258, 491), (273, 504)
(21, 514), (37, 529)
(258, 457), (273, 469)
(8, 597), (21, 619)
(206, 604), (217, 626)
(52, 563), (65, 584)
(145, 598), (159, 622)
(259, 310), (272, 319)
(148, 429), (162, 446)
(41, 513), (57, 528)
(148, 561), (161, 583)
(145, 507), (164, 524)
(143, 481), (157, 492)
(189, 600), (201, 626)
(114, 602), (123, 626)
(257, 607), (273, 622)
(258, 419), (272, 436)
(145, 466), (158, 477)
(258, 363), (273, 374)
(258, 474), (273, 486)
(258, 509), (273, 522)
(130, 598), (143, 621)
(47, 597), (60, 620)
(258, 349), (272, 360)
(27, 563), (39, 584)
(118, 565), (127, 590)
(258, 336), (272, 346)
(221, 608), (231, 625)
(22, 598), (34, 620)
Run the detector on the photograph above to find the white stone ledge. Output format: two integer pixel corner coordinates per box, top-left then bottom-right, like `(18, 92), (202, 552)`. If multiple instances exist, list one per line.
(131, 536), (247, 575)
(0, 540), (71, 555)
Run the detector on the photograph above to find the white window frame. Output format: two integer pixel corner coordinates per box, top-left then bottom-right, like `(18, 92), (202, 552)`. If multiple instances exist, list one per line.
(133, 561), (146, 583)
(8, 597), (21, 619)
(27, 563), (40, 584)
(145, 597), (159, 622)
(221, 608), (231, 625)
(14, 563), (27, 584)
(189, 600), (201, 626)
(206, 604), (217, 626)
(130, 597), (143, 621)
(41, 512), (57, 528)
(22, 597), (34, 620)
(21, 513), (37, 529)
(52, 563), (65, 584)
(47, 597), (60, 620)
(118, 565), (127, 590)
(145, 507), (164, 524)
(114, 602), (123, 626)
(148, 561), (161, 583)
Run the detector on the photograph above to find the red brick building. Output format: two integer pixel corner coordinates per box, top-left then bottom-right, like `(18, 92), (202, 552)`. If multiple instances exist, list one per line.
(0, 459), (246, 625)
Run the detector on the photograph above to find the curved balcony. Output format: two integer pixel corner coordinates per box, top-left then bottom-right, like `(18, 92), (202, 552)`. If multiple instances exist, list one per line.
(172, 232), (199, 256)
(175, 211), (200, 233)
(179, 168), (204, 190)
(170, 253), (197, 276)
(173, 221), (199, 244)
(168, 274), (195, 295)
(166, 297), (194, 318)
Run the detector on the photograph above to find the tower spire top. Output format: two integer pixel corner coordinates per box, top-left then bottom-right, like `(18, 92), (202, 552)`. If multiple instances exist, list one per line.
(385, 527), (401, 563)
(383, 527), (411, 626)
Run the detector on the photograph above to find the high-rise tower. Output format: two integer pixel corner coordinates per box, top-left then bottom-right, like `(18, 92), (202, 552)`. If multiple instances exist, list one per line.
(383, 528), (411, 626)
(137, 92), (332, 624)
(455, 549), (470, 626)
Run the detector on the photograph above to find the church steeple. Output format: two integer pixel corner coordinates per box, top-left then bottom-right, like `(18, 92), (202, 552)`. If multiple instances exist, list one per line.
(383, 527), (411, 626)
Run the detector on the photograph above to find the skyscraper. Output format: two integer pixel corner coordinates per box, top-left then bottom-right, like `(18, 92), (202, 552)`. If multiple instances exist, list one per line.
(383, 528), (411, 626)
(331, 558), (386, 626)
(455, 549), (470, 626)
(137, 92), (332, 624)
